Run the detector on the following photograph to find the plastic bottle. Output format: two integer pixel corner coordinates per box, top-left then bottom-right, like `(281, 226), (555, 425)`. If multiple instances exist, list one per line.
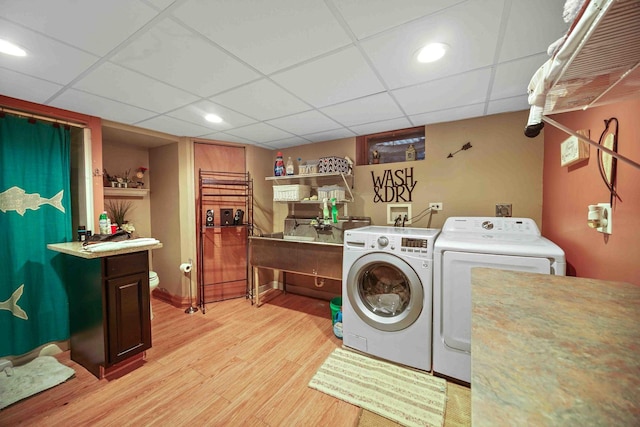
(322, 198), (330, 220)
(99, 211), (109, 235)
(331, 198), (339, 223)
(274, 152), (284, 176)
(285, 156), (294, 176)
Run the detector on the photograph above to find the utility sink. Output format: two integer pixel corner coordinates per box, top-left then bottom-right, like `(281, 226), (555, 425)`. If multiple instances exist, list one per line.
(283, 235), (315, 242)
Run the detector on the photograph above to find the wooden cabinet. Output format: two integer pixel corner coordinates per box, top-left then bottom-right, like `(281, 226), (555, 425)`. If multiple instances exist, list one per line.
(104, 252), (151, 365)
(64, 250), (151, 378)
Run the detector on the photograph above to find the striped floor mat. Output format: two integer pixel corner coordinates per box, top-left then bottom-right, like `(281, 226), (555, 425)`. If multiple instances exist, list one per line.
(309, 348), (447, 427)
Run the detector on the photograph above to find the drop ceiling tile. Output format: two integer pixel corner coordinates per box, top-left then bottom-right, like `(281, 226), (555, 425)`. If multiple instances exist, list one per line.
(320, 92), (404, 127)
(0, 19), (99, 85)
(490, 54), (549, 100)
(271, 46), (385, 108)
(392, 68), (492, 115)
(0, 0), (158, 56)
(267, 110), (341, 135)
(200, 131), (258, 146)
(0, 68), (62, 104)
(135, 114), (214, 137)
(300, 128), (357, 143)
(52, 89), (157, 124)
(410, 103), (485, 126)
(224, 122), (294, 144)
(360, 0), (503, 89)
(147, 0), (175, 10)
(111, 18), (260, 97)
(486, 95), (529, 116)
(167, 100), (257, 131)
(335, 0), (464, 39)
(499, 0), (568, 62)
(210, 79), (310, 121)
(264, 137), (312, 149)
(348, 117), (413, 136)
(72, 62), (198, 113)
(173, 0), (351, 74)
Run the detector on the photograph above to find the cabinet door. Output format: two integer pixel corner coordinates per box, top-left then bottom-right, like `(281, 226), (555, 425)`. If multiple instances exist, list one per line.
(106, 272), (151, 365)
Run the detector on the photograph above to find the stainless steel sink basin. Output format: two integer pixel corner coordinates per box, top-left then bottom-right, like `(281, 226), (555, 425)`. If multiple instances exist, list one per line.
(283, 235), (315, 242)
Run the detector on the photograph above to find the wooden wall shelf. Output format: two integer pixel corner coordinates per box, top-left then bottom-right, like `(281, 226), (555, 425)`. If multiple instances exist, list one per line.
(104, 187), (150, 198)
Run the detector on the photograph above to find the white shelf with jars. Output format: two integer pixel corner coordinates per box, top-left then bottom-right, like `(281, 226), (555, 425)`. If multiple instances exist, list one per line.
(265, 172), (354, 203)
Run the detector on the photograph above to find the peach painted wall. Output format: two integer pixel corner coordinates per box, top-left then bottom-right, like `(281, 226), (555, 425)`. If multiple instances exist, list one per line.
(542, 98), (640, 285)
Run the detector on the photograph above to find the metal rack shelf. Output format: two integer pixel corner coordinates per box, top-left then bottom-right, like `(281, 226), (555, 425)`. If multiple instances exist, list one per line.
(198, 170), (253, 313)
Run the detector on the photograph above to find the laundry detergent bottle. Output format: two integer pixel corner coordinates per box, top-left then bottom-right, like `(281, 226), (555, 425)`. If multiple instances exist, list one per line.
(274, 152), (284, 176)
(331, 198), (338, 223)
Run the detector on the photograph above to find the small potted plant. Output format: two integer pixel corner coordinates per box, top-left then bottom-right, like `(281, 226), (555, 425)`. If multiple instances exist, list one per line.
(103, 169), (119, 187)
(106, 199), (134, 229)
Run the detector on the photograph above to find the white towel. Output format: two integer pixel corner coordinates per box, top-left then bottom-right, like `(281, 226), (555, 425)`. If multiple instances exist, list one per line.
(82, 238), (160, 252)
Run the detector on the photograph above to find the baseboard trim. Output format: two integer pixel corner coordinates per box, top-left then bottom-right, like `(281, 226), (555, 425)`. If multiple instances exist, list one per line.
(152, 289), (191, 308)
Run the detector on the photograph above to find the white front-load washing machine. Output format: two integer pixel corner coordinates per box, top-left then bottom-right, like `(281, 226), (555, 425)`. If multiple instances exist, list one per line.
(433, 217), (566, 383)
(342, 226), (440, 371)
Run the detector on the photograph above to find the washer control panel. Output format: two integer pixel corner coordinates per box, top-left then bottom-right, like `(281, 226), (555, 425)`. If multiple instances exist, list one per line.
(367, 234), (434, 257)
(343, 226), (440, 258)
(442, 217), (540, 235)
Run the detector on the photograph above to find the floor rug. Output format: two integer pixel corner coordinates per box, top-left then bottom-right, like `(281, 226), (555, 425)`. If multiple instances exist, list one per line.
(309, 348), (447, 427)
(0, 356), (75, 409)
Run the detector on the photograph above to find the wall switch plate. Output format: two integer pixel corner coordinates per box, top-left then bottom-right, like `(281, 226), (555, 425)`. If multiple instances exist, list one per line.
(496, 204), (512, 217)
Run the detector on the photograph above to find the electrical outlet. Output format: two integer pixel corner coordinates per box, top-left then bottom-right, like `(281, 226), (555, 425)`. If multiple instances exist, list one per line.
(496, 204), (512, 217)
(429, 202), (443, 211)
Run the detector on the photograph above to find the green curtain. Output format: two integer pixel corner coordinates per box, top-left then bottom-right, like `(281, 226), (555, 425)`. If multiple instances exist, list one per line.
(0, 114), (72, 357)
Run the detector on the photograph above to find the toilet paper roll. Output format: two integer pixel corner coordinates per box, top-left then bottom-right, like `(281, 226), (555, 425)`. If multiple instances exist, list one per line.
(179, 263), (192, 273)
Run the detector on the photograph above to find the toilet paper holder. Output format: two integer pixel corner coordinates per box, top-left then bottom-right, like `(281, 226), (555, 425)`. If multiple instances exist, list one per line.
(181, 259), (198, 314)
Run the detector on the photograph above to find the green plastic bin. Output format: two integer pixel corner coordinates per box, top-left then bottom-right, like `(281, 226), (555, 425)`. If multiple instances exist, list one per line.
(330, 296), (342, 325)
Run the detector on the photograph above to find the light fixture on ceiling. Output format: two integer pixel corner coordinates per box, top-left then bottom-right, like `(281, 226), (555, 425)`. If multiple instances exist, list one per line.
(205, 113), (223, 123)
(416, 42), (448, 63)
(0, 39), (27, 57)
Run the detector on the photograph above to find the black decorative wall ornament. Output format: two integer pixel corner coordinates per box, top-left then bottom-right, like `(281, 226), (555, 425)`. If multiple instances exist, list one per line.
(447, 142), (472, 158)
(371, 167), (417, 203)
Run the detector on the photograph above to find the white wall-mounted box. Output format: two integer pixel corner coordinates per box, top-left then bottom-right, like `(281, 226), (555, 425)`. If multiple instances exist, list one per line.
(560, 132), (589, 167)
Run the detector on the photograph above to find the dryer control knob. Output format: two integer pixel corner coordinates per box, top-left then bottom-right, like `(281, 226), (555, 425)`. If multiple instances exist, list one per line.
(377, 236), (389, 247)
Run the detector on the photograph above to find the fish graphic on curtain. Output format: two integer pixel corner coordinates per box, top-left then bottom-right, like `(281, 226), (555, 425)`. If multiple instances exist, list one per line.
(0, 284), (28, 320)
(0, 114), (72, 357)
(0, 186), (65, 215)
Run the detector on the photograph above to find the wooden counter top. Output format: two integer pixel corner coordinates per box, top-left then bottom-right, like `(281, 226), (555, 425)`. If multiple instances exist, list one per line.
(471, 268), (640, 426)
(48, 240), (162, 259)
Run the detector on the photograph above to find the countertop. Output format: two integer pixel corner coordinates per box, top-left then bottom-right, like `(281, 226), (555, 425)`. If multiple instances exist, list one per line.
(47, 240), (163, 259)
(471, 268), (640, 426)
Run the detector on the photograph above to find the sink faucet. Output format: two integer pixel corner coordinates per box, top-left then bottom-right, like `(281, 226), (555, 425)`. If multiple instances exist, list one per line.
(311, 217), (332, 231)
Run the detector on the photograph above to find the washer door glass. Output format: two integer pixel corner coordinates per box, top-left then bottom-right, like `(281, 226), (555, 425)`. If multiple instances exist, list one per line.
(346, 252), (423, 332)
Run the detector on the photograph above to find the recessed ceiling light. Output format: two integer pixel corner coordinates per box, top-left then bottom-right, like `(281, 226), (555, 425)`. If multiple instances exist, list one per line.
(416, 42), (448, 63)
(205, 113), (223, 123)
(0, 39), (27, 57)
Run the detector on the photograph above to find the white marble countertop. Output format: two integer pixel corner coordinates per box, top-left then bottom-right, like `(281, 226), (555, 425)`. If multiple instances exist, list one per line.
(47, 240), (163, 259)
(471, 268), (640, 426)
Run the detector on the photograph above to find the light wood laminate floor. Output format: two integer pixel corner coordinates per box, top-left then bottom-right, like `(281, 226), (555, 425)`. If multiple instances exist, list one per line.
(0, 292), (469, 426)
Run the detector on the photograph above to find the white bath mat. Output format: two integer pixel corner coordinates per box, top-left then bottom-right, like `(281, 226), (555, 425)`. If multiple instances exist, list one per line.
(0, 355), (75, 409)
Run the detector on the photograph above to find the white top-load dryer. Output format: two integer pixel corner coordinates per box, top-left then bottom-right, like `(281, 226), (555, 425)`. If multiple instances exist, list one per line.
(433, 217), (565, 383)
